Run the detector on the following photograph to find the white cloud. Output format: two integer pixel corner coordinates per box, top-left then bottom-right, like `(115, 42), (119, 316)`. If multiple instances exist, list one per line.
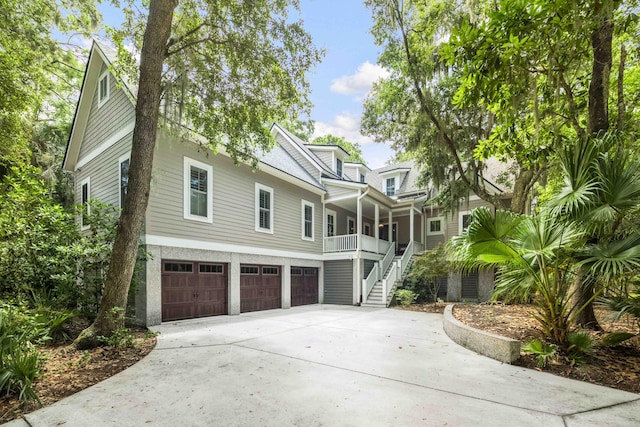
(313, 113), (368, 145)
(312, 113), (394, 169)
(330, 61), (390, 96)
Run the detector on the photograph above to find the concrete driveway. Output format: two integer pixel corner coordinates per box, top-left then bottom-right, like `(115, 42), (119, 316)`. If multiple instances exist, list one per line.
(6, 305), (640, 426)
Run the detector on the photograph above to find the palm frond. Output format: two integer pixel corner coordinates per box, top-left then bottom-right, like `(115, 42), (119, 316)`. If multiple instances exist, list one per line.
(578, 233), (640, 281)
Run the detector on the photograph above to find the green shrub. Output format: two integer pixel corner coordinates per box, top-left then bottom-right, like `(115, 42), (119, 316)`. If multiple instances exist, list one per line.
(395, 289), (417, 307)
(566, 332), (594, 364)
(0, 304), (44, 404)
(406, 244), (450, 303)
(522, 339), (558, 368)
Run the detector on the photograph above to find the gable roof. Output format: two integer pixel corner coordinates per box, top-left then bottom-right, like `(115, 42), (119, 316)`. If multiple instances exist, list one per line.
(270, 124), (340, 179)
(366, 160), (425, 196)
(63, 41), (136, 171)
(64, 42), (324, 193)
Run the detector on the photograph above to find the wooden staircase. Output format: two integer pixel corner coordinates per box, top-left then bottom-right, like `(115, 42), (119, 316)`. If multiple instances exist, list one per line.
(362, 255), (416, 307)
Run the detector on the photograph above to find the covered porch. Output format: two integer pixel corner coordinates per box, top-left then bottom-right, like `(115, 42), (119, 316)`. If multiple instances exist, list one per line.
(322, 182), (425, 255)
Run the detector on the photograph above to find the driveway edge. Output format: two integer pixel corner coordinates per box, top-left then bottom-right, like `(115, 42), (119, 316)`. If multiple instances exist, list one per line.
(443, 304), (521, 363)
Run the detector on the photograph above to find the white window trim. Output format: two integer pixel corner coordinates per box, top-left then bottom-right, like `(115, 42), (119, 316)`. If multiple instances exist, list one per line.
(97, 70), (110, 108)
(385, 176), (397, 196)
(255, 183), (274, 234)
(80, 177), (91, 231)
(458, 210), (472, 235)
(183, 156), (213, 223)
(347, 216), (356, 235)
(427, 216), (445, 236)
(326, 208), (337, 237)
(118, 152), (131, 209)
(336, 157), (343, 178)
(301, 200), (314, 241)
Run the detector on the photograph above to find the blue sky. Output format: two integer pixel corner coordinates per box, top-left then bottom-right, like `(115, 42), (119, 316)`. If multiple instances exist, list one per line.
(96, 1), (394, 169)
(298, 0), (395, 169)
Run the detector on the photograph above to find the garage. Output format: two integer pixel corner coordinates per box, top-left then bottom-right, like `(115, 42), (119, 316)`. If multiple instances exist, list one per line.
(240, 264), (282, 313)
(291, 267), (318, 307)
(161, 260), (228, 321)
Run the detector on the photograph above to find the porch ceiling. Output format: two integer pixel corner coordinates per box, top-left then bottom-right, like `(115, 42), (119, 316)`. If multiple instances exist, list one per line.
(326, 196), (416, 221)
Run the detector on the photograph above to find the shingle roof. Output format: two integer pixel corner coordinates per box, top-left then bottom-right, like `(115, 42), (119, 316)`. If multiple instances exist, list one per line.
(257, 145), (324, 190)
(274, 125), (340, 179)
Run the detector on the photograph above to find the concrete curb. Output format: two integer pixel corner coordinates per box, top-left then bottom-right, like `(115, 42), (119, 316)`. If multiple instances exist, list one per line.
(443, 304), (521, 364)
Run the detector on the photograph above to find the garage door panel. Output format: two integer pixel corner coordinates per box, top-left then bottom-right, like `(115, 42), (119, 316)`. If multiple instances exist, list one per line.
(161, 260), (228, 321)
(240, 264), (281, 313)
(292, 267), (318, 307)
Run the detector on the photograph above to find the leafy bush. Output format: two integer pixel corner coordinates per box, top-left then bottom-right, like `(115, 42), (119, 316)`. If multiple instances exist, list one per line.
(0, 303), (47, 404)
(522, 339), (558, 368)
(395, 289), (417, 307)
(566, 332), (594, 364)
(405, 244), (450, 303)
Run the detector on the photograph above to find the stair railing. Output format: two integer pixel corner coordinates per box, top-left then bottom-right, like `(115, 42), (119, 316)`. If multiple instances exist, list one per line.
(362, 263), (379, 302)
(397, 240), (414, 281)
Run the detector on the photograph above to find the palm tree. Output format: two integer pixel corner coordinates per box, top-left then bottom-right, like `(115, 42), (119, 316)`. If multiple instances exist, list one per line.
(450, 135), (640, 347)
(549, 134), (640, 328)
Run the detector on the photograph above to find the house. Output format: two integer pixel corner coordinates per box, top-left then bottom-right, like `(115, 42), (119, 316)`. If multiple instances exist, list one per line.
(422, 160), (513, 302)
(64, 41), (508, 326)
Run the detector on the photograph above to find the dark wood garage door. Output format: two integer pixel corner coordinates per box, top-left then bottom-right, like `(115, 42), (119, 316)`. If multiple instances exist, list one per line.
(291, 267), (318, 307)
(240, 264), (281, 313)
(161, 260), (228, 321)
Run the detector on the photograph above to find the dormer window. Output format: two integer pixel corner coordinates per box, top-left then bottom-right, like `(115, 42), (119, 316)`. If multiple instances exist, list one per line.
(336, 158), (343, 177)
(360, 173), (365, 183)
(98, 71), (110, 107)
(386, 177), (396, 196)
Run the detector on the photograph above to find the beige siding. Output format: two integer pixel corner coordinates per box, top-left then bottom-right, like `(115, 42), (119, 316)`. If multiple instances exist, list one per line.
(445, 199), (496, 239)
(325, 183), (357, 202)
(343, 166), (359, 182)
(75, 133), (133, 208)
(313, 151), (333, 171)
(274, 133), (321, 182)
(79, 65), (135, 159)
(146, 135), (323, 255)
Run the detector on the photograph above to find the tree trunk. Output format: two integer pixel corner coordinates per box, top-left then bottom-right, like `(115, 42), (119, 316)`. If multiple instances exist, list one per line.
(75, 0), (178, 349)
(574, 1), (614, 330)
(509, 168), (535, 214)
(587, 1), (613, 135)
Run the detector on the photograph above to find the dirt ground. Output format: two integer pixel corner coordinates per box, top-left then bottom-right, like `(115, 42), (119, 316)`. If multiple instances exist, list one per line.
(400, 302), (640, 394)
(0, 324), (156, 423)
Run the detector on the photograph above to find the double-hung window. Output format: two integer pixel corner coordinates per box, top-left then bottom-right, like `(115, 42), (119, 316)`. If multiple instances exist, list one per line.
(459, 211), (473, 235)
(386, 177), (396, 196)
(97, 71), (110, 107)
(255, 183), (274, 233)
(302, 200), (314, 241)
(183, 157), (213, 223)
(119, 153), (130, 208)
(336, 158), (343, 177)
(80, 177), (91, 230)
(427, 217), (444, 236)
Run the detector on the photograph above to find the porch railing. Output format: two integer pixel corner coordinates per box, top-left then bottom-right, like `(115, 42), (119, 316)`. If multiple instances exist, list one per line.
(361, 234), (378, 253)
(324, 234), (391, 254)
(323, 234), (357, 252)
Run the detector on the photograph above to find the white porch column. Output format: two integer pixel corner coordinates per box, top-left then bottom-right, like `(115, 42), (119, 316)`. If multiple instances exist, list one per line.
(357, 196), (362, 248)
(410, 203), (415, 244)
(388, 210), (393, 242)
(374, 203), (380, 253)
(374, 203), (380, 238)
